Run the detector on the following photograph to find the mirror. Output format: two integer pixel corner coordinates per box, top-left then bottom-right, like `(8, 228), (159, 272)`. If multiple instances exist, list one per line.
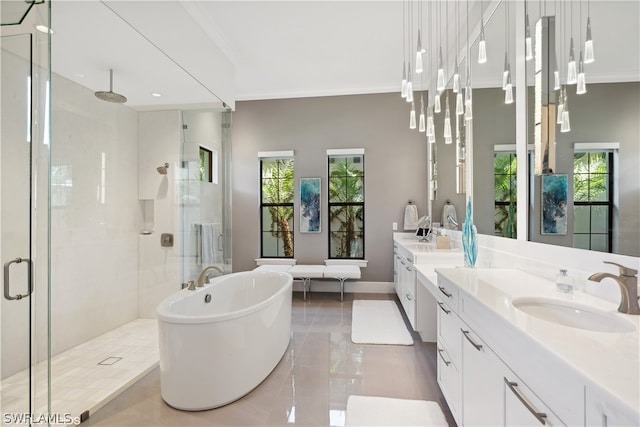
(526, 0), (640, 257)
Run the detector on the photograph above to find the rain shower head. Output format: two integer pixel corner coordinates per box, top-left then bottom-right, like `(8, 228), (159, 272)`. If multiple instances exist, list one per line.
(95, 69), (127, 104)
(157, 163), (169, 175)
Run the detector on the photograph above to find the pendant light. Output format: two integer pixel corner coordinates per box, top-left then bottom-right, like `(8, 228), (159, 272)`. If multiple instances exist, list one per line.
(419, 95), (426, 132)
(444, 92), (452, 141)
(576, 51), (586, 94)
(410, 101), (417, 129)
(525, 1), (533, 61)
(427, 105), (435, 142)
(401, 1), (407, 98)
(416, 31), (424, 74)
(478, 0), (487, 64)
(557, 87), (564, 124)
(435, 92), (441, 113)
(436, 1), (445, 91)
(584, 0), (594, 63)
(464, 0), (472, 121)
(567, 2), (577, 85)
(561, 88), (571, 132)
(407, 61), (414, 103)
(505, 74), (514, 104)
(502, 2), (509, 90)
(453, 1), (460, 93)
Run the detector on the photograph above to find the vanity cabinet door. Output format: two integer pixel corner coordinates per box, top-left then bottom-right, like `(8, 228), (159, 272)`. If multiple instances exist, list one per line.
(586, 385), (640, 427)
(403, 263), (417, 330)
(437, 344), (461, 425)
(461, 325), (504, 426)
(504, 372), (566, 427)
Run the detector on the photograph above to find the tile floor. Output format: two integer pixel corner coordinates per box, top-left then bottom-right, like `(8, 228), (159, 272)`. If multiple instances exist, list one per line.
(83, 293), (455, 426)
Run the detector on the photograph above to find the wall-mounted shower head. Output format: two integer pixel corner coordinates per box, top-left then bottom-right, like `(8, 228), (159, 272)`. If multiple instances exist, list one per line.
(95, 69), (127, 104)
(157, 163), (169, 175)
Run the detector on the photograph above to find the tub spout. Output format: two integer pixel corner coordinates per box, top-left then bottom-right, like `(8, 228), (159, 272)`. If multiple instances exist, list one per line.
(588, 261), (640, 315)
(196, 265), (223, 288)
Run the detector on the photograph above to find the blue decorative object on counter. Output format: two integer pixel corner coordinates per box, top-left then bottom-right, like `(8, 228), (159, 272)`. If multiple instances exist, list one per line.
(462, 197), (478, 267)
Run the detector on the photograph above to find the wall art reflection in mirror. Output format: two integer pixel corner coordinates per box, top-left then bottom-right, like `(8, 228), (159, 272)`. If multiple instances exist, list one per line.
(541, 174), (568, 235)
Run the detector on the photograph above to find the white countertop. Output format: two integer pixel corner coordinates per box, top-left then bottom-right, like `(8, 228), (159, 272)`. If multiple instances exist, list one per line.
(428, 266), (640, 417)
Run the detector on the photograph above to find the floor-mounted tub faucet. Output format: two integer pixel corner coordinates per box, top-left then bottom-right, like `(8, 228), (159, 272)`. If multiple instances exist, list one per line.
(588, 261), (640, 315)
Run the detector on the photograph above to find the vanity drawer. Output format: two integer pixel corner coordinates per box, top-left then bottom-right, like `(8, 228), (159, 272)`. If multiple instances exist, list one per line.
(436, 275), (459, 311)
(437, 297), (461, 366)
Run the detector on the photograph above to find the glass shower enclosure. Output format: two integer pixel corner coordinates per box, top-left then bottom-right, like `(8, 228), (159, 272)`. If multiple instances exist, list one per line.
(1, 0), (52, 422)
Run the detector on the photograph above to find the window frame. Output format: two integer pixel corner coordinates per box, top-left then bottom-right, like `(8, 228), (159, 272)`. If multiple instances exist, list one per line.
(327, 151), (365, 260)
(573, 150), (614, 253)
(259, 155), (295, 258)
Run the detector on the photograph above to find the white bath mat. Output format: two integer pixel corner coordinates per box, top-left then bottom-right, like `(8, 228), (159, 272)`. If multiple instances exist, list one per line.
(351, 300), (413, 345)
(346, 395), (448, 426)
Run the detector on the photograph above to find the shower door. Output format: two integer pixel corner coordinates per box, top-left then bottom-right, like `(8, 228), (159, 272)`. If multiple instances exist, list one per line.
(1, 1), (51, 421)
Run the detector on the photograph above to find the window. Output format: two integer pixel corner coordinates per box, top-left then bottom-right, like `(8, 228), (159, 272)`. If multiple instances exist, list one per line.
(494, 151), (517, 238)
(573, 151), (613, 252)
(199, 146), (212, 183)
(260, 157), (295, 257)
(328, 152), (364, 259)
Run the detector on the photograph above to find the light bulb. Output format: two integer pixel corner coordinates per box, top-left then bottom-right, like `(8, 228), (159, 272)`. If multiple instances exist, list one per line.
(576, 52), (586, 95)
(410, 102), (416, 129)
(478, 22), (487, 64)
(584, 17), (594, 64)
(434, 93), (441, 113)
(401, 62), (407, 98)
(456, 92), (464, 115)
(525, 14), (533, 61)
(567, 37), (577, 84)
(437, 46), (445, 90)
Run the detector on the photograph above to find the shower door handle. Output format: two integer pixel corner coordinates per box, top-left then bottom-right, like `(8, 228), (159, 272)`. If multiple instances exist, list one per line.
(3, 257), (33, 301)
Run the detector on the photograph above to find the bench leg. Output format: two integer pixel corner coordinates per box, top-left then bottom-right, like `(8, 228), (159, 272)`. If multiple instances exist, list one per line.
(338, 277), (346, 302)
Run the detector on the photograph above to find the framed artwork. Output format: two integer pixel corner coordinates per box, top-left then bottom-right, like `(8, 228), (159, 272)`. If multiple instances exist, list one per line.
(541, 174), (568, 235)
(300, 177), (321, 233)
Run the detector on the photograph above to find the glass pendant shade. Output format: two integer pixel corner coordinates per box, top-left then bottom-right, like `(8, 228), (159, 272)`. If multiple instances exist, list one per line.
(478, 22), (487, 63)
(406, 65), (413, 103)
(416, 51), (423, 74)
(464, 86), (473, 121)
(456, 92), (464, 115)
(502, 52), (509, 89)
(419, 96), (426, 132)
(561, 109), (571, 132)
(554, 69), (561, 91)
(505, 77), (514, 104)
(525, 14), (533, 61)
(567, 38), (577, 84)
(428, 132), (436, 144)
(584, 17), (594, 64)
(557, 87), (565, 124)
(434, 93), (441, 113)
(437, 46), (445, 90)
(576, 52), (586, 95)
(410, 102), (417, 129)
(426, 106), (435, 138)
(401, 61), (407, 98)
(444, 95), (452, 140)
(453, 67), (460, 93)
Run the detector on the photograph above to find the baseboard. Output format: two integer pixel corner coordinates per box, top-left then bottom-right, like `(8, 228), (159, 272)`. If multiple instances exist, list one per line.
(292, 279), (394, 294)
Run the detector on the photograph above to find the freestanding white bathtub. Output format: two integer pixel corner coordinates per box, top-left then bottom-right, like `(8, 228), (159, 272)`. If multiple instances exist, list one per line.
(156, 270), (293, 411)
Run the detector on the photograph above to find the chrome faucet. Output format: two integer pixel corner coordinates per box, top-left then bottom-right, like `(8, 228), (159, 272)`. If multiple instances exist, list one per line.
(588, 261), (640, 315)
(187, 265), (223, 290)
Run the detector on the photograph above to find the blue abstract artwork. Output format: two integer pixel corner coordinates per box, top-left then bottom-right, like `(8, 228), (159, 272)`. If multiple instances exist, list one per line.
(541, 174), (568, 235)
(300, 178), (321, 233)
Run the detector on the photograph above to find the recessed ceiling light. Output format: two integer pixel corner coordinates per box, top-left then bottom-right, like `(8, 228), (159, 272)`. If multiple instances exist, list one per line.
(151, 93), (162, 97)
(35, 25), (53, 34)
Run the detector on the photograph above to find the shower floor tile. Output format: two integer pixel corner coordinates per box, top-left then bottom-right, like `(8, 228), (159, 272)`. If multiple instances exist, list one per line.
(82, 293), (456, 427)
(1, 319), (158, 425)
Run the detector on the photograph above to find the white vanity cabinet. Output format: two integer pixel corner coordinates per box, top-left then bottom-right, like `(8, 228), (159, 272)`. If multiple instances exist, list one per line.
(395, 245), (417, 330)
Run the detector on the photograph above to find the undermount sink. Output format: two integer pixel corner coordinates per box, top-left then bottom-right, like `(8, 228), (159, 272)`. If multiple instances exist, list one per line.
(512, 297), (636, 333)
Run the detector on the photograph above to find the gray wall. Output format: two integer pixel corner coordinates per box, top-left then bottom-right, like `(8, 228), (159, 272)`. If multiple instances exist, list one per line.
(231, 93), (429, 282)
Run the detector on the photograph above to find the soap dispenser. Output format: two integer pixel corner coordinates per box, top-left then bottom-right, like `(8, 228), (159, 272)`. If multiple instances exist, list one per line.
(556, 269), (574, 293)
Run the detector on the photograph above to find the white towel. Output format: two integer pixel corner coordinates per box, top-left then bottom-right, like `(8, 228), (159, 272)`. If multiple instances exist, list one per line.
(442, 204), (458, 229)
(200, 223), (222, 265)
(403, 204), (419, 231)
